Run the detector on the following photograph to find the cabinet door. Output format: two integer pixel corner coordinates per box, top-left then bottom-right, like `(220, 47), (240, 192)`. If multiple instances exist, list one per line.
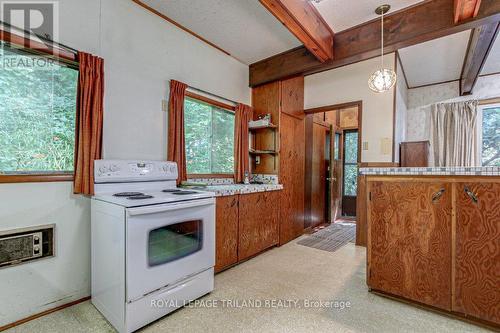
(238, 192), (279, 261)
(279, 114), (305, 245)
(281, 76), (304, 119)
(368, 181), (452, 310)
(454, 182), (500, 323)
(215, 195), (239, 273)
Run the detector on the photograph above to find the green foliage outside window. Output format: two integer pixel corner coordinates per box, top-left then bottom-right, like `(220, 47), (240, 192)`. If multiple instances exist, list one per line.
(343, 131), (358, 196)
(482, 107), (499, 166)
(0, 42), (78, 173)
(184, 97), (235, 174)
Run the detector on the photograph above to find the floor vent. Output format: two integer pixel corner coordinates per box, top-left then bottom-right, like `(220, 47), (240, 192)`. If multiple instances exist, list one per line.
(0, 224), (54, 268)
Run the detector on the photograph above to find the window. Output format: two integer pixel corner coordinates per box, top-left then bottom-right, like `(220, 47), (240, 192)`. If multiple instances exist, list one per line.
(334, 132), (340, 160)
(343, 130), (358, 197)
(184, 95), (235, 175)
(479, 104), (499, 166)
(0, 41), (78, 176)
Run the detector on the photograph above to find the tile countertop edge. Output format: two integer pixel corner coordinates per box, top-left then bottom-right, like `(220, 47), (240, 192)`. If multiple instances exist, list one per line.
(359, 166), (500, 176)
(201, 184), (284, 197)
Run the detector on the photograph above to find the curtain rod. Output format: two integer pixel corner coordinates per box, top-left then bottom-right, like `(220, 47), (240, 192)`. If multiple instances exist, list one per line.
(0, 20), (78, 54)
(479, 97), (500, 105)
(168, 80), (238, 106)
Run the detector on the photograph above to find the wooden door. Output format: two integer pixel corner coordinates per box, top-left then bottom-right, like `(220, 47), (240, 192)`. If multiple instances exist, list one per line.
(368, 181), (452, 310)
(329, 130), (342, 222)
(214, 195), (239, 273)
(279, 114), (305, 245)
(238, 191), (279, 261)
(310, 123), (329, 227)
(454, 182), (500, 323)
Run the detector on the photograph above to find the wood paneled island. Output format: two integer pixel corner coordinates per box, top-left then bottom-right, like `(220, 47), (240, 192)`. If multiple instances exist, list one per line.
(361, 167), (500, 328)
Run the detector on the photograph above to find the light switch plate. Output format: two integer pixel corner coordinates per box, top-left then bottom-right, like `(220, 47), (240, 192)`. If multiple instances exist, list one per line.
(362, 142), (369, 150)
(162, 99), (167, 112)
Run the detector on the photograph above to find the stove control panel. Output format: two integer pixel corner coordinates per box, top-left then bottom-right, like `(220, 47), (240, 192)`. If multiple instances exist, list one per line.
(94, 160), (178, 183)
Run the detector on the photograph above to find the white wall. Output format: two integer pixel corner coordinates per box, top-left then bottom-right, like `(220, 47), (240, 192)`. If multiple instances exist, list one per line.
(406, 74), (500, 141)
(0, 0), (250, 326)
(305, 54), (396, 163)
(394, 56), (408, 163)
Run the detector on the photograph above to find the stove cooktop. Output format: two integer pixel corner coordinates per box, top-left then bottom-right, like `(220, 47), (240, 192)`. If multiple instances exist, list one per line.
(93, 188), (215, 208)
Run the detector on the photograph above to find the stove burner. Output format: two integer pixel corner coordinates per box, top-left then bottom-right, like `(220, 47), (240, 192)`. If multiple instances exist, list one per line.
(162, 189), (182, 193)
(171, 191), (198, 195)
(113, 192), (144, 197)
(126, 195), (154, 200)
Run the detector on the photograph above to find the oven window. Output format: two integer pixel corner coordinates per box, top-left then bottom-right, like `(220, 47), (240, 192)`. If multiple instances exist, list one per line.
(148, 220), (203, 267)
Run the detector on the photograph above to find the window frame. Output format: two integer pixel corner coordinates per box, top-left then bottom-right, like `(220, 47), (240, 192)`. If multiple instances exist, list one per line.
(477, 101), (500, 167)
(184, 91), (236, 179)
(0, 30), (79, 183)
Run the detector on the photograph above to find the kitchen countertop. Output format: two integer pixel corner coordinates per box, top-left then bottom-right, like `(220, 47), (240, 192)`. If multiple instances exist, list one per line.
(195, 184), (283, 197)
(359, 166), (500, 176)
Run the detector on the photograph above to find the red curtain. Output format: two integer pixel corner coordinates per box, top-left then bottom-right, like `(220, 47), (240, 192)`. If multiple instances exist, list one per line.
(73, 52), (104, 195)
(234, 103), (253, 183)
(167, 80), (188, 185)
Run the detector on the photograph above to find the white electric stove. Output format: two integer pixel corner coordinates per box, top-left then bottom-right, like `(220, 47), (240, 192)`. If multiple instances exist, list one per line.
(91, 160), (215, 333)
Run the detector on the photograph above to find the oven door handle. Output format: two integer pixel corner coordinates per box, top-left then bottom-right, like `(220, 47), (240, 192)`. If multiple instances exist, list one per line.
(127, 198), (214, 216)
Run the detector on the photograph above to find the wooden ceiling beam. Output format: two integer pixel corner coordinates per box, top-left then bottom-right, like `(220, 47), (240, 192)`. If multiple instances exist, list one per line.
(249, 0), (500, 87)
(454, 0), (482, 23)
(259, 0), (334, 62)
(460, 22), (499, 95)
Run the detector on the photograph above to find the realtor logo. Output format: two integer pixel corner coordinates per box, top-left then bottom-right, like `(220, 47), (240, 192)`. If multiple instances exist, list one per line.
(0, 1), (59, 49)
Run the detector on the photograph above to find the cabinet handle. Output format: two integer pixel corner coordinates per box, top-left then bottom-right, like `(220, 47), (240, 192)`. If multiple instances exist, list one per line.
(464, 186), (478, 204)
(432, 188), (446, 202)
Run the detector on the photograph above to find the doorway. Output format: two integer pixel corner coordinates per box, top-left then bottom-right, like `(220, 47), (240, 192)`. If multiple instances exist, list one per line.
(304, 101), (362, 230)
(341, 129), (358, 217)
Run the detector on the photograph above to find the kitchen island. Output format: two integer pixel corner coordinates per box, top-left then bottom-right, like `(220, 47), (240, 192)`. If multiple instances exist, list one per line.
(359, 167), (499, 328)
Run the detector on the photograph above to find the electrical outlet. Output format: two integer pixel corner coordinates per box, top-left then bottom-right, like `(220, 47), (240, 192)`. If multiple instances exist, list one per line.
(162, 99), (167, 112)
(255, 156), (261, 165)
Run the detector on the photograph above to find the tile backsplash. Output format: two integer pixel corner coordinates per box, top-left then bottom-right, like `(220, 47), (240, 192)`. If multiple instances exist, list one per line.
(188, 177), (234, 185)
(250, 174), (279, 185)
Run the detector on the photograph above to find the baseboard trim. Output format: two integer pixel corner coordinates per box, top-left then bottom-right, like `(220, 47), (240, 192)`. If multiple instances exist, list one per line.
(0, 296), (91, 332)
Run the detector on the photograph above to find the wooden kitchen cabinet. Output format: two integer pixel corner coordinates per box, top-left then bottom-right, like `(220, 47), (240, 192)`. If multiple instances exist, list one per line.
(367, 176), (500, 327)
(454, 182), (500, 323)
(238, 191), (280, 261)
(400, 141), (430, 167)
(368, 181), (452, 310)
(251, 76), (306, 246)
(215, 195), (239, 273)
(279, 109), (305, 245)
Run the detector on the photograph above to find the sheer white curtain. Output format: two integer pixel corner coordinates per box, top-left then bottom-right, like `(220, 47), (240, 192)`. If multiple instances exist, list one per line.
(430, 100), (479, 167)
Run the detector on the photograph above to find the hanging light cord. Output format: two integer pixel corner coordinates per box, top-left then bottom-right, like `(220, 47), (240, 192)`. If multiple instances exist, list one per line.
(381, 9), (384, 68)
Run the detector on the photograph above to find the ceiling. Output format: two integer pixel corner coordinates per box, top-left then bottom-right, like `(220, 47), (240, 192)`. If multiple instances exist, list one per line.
(398, 31), (472, 88)
(312, 0), (426, 32)
(481, 33), (500, 75)
(138, 0), (301, 64)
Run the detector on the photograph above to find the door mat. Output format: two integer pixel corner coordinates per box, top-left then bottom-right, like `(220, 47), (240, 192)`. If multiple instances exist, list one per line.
(298, 223), (356, 253)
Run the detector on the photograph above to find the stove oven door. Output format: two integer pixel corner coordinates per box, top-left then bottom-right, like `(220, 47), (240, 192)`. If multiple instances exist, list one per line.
(125, 198), (215, 302)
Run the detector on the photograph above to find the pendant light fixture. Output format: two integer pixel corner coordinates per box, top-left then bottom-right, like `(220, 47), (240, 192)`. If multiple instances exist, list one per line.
(368, 4), (397, 93)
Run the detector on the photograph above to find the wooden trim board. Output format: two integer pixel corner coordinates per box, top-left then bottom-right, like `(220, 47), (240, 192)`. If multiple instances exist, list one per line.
(132, 0), (232, 57)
